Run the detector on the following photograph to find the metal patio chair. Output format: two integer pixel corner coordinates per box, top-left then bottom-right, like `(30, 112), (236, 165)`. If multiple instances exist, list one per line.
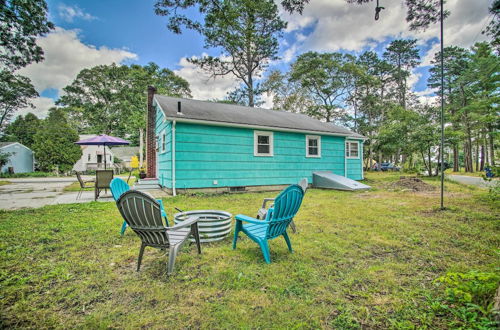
(75, 171), (94, 200)
(95, 169), (114, 201)
(116, 190), (202, 275)
(110, 177), (169, 235)
(256, 178), (308, 233)
(233, 184), (304, 264)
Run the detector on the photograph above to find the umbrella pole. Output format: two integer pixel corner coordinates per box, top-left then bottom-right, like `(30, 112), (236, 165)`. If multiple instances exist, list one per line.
(104, 144), (107, 170)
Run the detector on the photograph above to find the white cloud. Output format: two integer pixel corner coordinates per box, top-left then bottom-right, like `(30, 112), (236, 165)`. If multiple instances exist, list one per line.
(282, 0), (490, 54)
(174, 56), (240, 100)
(58, 4), (96, 22)
(17, 97), (56, 118)
(18, 28), (137, 92)
(16, 27), (137, 118)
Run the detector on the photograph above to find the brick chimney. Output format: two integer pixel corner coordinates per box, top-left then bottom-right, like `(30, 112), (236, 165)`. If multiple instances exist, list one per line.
(146, 86), (157, 178)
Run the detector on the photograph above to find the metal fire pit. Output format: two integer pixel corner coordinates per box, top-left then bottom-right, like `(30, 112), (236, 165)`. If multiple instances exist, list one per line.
(174, 210), (232, 243)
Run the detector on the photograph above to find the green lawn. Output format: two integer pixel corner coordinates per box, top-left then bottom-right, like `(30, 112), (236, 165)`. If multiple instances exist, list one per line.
(0, 173), (498, 328)
(0, 180), (10, 186)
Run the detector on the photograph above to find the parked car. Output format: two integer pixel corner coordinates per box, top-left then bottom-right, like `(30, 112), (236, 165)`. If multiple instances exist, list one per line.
(378, 162), (400, 171)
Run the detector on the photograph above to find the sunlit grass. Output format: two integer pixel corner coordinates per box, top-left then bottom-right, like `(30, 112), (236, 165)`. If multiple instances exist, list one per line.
(0, 172), (498, 328)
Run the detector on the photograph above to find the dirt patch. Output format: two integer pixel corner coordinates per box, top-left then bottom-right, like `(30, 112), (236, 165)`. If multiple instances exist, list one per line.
(388, 177), (436, 192)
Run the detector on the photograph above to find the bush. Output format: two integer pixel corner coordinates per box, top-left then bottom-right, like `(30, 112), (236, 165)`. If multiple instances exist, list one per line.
(431, 271), (499, 328)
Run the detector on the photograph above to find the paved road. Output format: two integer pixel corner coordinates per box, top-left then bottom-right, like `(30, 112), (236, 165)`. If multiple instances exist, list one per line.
(0, 177), (113, 210)
(0, 176), (166, 210)
(447, 174), (499, 188)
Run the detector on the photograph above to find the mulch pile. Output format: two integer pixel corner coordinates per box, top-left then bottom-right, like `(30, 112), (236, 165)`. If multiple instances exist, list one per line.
(388, 176), (436, 192)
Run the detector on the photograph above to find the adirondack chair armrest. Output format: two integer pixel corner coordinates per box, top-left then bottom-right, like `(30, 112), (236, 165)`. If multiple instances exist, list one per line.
(261, 198), (275, 209)
(235, 214), (266, 224)
(166, 216), (199, 231)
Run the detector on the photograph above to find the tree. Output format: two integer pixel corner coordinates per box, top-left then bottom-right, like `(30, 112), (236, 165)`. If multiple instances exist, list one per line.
(58, 64), (131, 135)
(262, 70), (315, 114)
(0, 0), (53, 129)
(155, 0), (286, 107)
(0, 150), (11, 169)
(383, 39), (420, 108)
(32, 108), (81, 173)
(1, 112), (42, 147)
(428, 46), (470, 171)
(0, 0), (54, 70)
(0, 70), (38, 130)
(483, 0), (500, 50)
(290, 51), (356, 122)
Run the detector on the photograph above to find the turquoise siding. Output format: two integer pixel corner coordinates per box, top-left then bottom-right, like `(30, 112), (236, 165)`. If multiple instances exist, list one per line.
(155, 120), (364, 189)
(155, 105), (172, 188)
(346, 140), (363, 180)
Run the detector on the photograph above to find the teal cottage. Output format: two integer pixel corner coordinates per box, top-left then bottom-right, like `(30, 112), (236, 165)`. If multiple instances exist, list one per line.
(144, 87), (365, 195)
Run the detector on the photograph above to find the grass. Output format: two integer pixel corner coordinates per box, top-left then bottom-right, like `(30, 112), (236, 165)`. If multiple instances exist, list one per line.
(0, 172), (498, 328)
(63, 176), (136, 192)
(0, 180), (10, 186)
(0, 171), (57, 178)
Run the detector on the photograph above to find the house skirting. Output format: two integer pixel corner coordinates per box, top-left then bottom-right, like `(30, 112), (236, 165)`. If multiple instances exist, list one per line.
(160, 184), (291, 196)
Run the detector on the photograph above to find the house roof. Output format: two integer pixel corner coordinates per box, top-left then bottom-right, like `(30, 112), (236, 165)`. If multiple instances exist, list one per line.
(154, 95), (365, 139)
(110, 146), (139, 160)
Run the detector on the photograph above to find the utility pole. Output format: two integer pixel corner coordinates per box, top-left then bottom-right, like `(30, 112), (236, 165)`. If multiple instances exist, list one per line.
(440, 0), (445, 210)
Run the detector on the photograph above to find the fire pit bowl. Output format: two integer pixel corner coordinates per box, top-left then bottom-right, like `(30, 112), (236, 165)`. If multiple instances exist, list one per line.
(174, 210), (232, 243)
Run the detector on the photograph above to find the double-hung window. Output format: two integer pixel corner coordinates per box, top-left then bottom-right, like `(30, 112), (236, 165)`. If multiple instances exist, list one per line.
(161, 131), (166, 153)
(254, 131), (273, 156)
(345, 141), (360, 158)
(306, 135), (321, 157)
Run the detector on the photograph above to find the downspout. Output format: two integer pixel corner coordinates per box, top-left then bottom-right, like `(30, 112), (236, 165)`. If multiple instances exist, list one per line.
(344, 138), (347, 177)
(172, 120), (176, 196)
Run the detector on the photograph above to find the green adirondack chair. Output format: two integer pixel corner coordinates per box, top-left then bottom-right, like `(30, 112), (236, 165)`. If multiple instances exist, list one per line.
(233, 184), (304, 263)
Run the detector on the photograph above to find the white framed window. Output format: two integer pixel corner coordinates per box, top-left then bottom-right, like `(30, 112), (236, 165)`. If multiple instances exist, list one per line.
(161, 131), (166, 153)
(346, 141), (360, 159)
(306, 135), (321, 158)
(254, 131), (273, 156)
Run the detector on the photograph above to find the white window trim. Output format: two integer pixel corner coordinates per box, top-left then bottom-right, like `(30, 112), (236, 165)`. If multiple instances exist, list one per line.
(159, 130), (167, 154)
(346, 140), (360, 159)
(254, 131), (274, 157)
(306, 135), (321, 158)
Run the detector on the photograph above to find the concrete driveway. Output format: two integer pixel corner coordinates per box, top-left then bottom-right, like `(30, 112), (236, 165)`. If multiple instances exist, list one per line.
(0, 177), (113, 210)
(446, 174), (499, 188)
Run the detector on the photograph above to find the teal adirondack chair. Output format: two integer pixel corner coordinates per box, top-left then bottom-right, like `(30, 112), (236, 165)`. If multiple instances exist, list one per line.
(233, 184), (304, 263)
(110, 178), (168, 235)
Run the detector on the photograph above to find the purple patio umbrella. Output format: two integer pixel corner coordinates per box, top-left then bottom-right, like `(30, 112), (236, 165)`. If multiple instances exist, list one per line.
(75, 134), (130, 170)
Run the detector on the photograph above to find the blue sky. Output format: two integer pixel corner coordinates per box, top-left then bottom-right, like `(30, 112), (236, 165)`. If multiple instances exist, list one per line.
(18, 0), (493, 117)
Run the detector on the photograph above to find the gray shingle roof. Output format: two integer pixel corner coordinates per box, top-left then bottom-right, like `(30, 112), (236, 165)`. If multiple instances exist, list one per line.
(110, 146), (139, 160)
(154, 95), (365, 138)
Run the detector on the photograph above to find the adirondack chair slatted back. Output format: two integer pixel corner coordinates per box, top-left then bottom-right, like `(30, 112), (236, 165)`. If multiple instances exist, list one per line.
(117, 190), (169, 247)
(110, 177), (130, 201)
(96, 170), (114, 189)
(266, 185), (304, 239)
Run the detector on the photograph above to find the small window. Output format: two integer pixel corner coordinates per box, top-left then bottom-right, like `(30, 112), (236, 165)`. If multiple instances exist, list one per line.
(306, 135), (321, 158)
(88, 154), (91, 161)
(162, 132), (166, 152)
(346, 141), (359, 158)
(254, 131), (273, 156)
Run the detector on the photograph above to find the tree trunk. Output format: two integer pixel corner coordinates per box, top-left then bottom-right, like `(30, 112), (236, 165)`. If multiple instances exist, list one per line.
(488, 126), (495, 166)
(480, 143), (485, 171)
(139, 128), (144, 168)
(453, 144), (459, 172)
(475, 138), (479, 172)
(435, 146), (441, 176)
(247, 73), (254, 107)
(427, 148), (433, 176)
